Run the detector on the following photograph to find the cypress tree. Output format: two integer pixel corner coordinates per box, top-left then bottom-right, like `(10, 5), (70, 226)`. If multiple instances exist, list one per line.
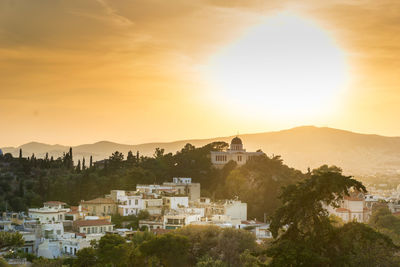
(76, 159), (81, 172)
(127, 151), (134, 163)
(19, 149), (22, 159)
(69, 147), (73, 169)
(82, 157), (86, 170)
(89, 156), (93, 168)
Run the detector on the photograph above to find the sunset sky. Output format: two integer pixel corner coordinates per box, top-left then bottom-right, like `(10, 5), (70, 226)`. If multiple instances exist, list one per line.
(1, 0), (400, 147)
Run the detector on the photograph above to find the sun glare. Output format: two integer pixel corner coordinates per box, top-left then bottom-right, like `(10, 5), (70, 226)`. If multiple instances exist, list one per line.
(207, 13), (348, 119)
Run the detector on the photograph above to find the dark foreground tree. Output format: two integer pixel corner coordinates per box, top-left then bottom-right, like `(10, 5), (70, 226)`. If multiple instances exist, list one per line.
(267, 165), (399, 266)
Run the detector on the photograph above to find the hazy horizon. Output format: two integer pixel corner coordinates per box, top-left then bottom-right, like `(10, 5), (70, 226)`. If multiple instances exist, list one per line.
(2, 1), (400, 146)
(3, 125), (400, 148)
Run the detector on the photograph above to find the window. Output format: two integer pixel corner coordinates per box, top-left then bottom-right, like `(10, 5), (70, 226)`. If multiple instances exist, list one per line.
(135, 199), (138, 205)
(104, 206), (106, 212)
(57, 230), (61, 235)
(129, 200), (131, 205)
(237, 155), (242, 162)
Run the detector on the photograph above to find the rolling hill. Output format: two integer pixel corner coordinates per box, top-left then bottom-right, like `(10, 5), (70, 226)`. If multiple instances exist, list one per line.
(2, 126), (400, 175)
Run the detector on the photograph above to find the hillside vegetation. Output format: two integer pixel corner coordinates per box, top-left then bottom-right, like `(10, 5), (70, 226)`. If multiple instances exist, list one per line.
(0, 142), (303, 220)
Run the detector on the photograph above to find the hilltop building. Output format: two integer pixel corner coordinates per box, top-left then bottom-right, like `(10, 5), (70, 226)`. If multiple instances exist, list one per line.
(210, 137), (264, 168)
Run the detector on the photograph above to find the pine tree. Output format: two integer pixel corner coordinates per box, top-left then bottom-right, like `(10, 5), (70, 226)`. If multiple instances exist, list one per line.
(136, 151), (140, 164)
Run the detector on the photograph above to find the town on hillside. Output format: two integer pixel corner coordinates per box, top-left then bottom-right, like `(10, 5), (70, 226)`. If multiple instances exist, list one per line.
(1, 137), (394, 263)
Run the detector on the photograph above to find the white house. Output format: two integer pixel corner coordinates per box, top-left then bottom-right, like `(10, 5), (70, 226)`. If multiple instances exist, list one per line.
(29, 201), (70, 223)
(163, 178), (201, 201)
(41, 222), (64, 239)
(328, 192), (371, 223)
(224, 199), (247, 221)
(62, 235), (100, 256)
(73, 219), (113, 234)
(110, 190), (143, 216)
(162, 196), (189, 210)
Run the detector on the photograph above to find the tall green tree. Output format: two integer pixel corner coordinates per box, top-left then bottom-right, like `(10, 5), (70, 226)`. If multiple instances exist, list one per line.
(76, 160), (81, 172)
(139, 233), (190, 267)
(96, 234), (129, 266)
(267, 166), (399, 266)
(75, 247), (97, 267)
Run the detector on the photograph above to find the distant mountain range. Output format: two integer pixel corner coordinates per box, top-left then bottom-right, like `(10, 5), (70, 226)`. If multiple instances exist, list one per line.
(3, 126), (400, 176)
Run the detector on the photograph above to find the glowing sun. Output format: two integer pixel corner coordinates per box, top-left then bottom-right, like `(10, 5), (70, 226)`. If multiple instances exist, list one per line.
(208, 13), (348, 119)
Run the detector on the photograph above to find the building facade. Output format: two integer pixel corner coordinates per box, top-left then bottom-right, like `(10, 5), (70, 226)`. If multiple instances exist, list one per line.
(327, 192), (372, 223)
(73, 219), (113, 234)
(28, 201), (70, 223)
(80, 198), (117, 216)
(210, 137), (264, 168)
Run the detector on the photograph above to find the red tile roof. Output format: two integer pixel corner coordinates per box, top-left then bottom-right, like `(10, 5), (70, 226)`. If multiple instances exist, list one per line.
(241, 220), (265, 225)
(74, 219), (112, 227)
(80, 198), (115, 204)
(151, 229), (172, 235)
(44, 201), (67, 205)
(344, 196), (364, 201)
(336, 208), (350, 212)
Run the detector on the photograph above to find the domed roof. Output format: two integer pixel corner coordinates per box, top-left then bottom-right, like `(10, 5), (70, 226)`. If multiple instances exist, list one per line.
(231, 136), (242, 145)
